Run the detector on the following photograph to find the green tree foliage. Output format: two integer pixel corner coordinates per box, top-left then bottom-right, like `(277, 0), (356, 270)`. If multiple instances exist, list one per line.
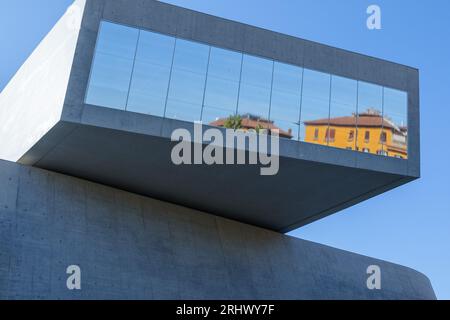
(223, 115), (242, 130)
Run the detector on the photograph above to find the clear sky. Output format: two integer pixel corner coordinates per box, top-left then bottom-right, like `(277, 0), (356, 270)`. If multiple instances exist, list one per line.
(1, 0), (449, 299)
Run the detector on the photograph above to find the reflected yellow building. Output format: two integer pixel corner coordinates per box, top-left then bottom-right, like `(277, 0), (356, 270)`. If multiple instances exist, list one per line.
(304, 109), (408, 159)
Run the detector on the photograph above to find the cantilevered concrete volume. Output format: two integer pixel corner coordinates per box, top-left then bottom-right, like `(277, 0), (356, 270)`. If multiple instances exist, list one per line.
(0, 0), (420, 232)
(0, 0), (432, 299)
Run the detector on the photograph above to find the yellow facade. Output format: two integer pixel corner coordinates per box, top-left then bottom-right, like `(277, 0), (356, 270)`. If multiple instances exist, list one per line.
(304, 125), (407, 159)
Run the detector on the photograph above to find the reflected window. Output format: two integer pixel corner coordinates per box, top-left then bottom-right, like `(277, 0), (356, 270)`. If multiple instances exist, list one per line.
(380, 131), (387, 143)
(203, 47), (242, 125)
(325, 128), (336, 143)
(269, 62), (303, 140)
(384, 88), (408, 159)
(301, 69), (331, 144)
(86, 21), (139, 110)
(237, 54), (273, 120)
(348, 130), (355, 142)
(165, 39), (210, 122)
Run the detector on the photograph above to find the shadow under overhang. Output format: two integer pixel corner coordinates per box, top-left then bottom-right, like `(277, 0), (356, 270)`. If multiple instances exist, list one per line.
(19, 106), (414, 232)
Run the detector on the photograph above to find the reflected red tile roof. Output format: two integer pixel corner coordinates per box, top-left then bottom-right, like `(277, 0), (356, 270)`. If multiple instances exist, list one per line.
(210, 116), (293, 139)
(304, 114), (397, 131)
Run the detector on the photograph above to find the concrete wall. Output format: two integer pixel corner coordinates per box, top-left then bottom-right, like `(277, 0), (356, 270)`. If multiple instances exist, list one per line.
(8, 0), (420, 232)
(0, 160), (435, 299)
(0, 0), (85, 162)
(0, 0), (421, 232)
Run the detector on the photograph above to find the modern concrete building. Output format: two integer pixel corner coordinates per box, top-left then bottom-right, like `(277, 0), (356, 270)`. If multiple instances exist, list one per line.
(0, 0), (435, 299)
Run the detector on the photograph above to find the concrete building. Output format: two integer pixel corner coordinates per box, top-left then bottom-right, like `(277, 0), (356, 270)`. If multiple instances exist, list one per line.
(0, 0), (435, 299)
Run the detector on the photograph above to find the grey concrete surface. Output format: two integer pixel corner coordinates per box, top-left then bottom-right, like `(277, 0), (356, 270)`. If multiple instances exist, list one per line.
(0, 0), (421, 230)
(0, 160), (436, 299)
(62, 0), (420, 177)
(23, 112), (411, 232)
(0, 0), (86, 162)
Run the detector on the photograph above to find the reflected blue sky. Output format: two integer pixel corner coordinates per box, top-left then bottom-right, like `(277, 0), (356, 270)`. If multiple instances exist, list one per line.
(237, 54), (273, 119)
(270, 62), (303, 140)
(85, 21), (139, 110)
(85, 20), (407, 156)
(128, 30), (175, 116)
(165, 39), (209, 122)
(0, 0), (449, 299)
(300, 69), (331, 141)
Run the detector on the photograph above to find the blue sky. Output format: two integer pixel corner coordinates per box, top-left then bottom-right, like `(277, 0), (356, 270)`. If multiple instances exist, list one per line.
(1, 0), (449, 299)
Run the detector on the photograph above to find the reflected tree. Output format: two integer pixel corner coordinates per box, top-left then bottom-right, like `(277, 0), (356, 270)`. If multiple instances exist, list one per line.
(223, 115), (243, 130)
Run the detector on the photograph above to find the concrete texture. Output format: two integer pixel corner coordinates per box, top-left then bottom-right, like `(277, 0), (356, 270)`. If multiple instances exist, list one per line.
(0, 160), (435, 299)
(24, 112), (411, 232)
(0, 0), (421, 230)
(62, 0), (420, 177)
(0, 0), (85, 162)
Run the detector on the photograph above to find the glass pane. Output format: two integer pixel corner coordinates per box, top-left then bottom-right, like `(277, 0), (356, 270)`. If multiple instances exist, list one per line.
(328, 76), (358, 150)
(84, 21), (407, 160)
(384, 88), (408, 159)
(356, 81), (383, 155)
(127, 31), (175, 116)
(95, 21), (139, 59)
(202, 106), (236, 127)
(237, 54), (273, 121)
(203, 47), (242, 122)
(165, 39), (210, 122)
(204, 77), (240, 112)
(85, 21), (139, 110)
(171, 39), (209, 73)
(300, 69), (331, 145)
(270, 118), (298, 140)
(165, 69), (206, 122)
(208, 47), (242, 81)
(134, 30), (174, 66)
(269, 62), (303, 140)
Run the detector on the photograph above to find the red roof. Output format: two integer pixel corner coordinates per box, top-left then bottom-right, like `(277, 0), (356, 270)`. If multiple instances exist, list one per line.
(210, 117), (293, 139)
(304, 114), (398, 131)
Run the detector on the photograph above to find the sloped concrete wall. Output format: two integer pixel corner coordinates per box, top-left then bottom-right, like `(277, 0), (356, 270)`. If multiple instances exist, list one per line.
(0, 0), (85, 162)
(0, 160), (435, 299)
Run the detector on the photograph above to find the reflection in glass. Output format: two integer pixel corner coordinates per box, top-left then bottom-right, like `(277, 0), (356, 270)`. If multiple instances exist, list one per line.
(209, 113), (296, 140)
(384, 88), (408, 158)
(203, 47), (242, 124)
(127, 30), (175, 116)
(358, 81), (383, 114)
(95, 21), (140, 58)
(301, 69), (331, 145)
(85, 21), (139, 110)
(237, 54), (273, 120)
(327, 76), (358, 150)
(202, 107), (235, 126)
(84, 21), (410, 161)
(356, 81), (385, 155)
(269, 62), (303, 140)
(165, 39), (210, 122)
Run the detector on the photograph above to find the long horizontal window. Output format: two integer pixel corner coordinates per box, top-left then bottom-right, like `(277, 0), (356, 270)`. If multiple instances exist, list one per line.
(85, 21), (408, 159)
